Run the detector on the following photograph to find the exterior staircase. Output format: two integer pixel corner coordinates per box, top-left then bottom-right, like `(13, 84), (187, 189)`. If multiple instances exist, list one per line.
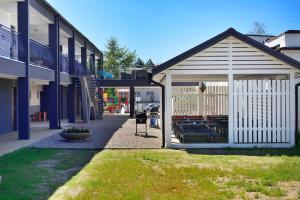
(86, 76), (103, 120)
(73, 76), (102, 122)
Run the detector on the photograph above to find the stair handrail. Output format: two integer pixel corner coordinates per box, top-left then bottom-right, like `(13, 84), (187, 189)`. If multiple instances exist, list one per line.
(83, 77), (94, 109)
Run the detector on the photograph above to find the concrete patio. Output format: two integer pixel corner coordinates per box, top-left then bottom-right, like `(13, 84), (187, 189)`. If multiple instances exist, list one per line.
(30, 114), (162, 149)
(0, 120), (74, 157)
(0, 114), (162, 157)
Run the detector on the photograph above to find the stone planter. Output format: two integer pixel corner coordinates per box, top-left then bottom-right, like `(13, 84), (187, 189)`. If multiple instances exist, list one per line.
(59, 132), (91, 141)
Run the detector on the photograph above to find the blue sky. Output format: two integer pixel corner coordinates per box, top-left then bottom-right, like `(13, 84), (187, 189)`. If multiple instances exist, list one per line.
(47, 0), (300, 64)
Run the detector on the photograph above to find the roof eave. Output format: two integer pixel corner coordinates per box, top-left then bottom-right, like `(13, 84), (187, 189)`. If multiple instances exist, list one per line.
(153, 28), (300, 75)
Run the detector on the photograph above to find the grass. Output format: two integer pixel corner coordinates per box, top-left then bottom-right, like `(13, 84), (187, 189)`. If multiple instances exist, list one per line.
(1, 138), (300, 199)
(49, 147), (300, 200)
(0, 148), (96, 200)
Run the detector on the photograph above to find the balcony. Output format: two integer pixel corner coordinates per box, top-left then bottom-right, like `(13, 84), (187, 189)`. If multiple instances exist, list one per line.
(0, 24), (24, 61)
(0, 24), (56, 70)
(30, 39), (54, 69)
(0, 24), (98, 77)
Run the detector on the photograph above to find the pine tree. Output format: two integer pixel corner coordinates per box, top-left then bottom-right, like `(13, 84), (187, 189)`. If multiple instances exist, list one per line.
(134, 58), (145, 68)
(104, 37), (136, 79)
(146, 59), (155, 68)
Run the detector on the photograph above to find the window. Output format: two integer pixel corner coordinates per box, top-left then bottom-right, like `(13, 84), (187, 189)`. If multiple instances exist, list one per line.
(119, 92), (126, 98)
(146, 91), (154, 102)
(135, 91), (141, 102)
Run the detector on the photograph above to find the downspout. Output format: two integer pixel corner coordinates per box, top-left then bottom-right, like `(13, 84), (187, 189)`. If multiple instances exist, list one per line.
(149, 73), (166, 148)
(295, 83), (300, 146)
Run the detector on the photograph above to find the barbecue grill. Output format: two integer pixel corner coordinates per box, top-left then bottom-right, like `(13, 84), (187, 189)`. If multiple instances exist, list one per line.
(135, 112), (147, 136)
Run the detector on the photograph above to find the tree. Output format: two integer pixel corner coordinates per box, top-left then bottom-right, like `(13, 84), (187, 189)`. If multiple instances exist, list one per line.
(146, 59), (155, 68)
(104, 37), (136, 79)
(134, 58), (145, 68)
(249, 22), (267, 35)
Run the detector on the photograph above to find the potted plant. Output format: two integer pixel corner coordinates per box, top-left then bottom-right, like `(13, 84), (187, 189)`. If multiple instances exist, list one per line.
(59, 127), (91, 141)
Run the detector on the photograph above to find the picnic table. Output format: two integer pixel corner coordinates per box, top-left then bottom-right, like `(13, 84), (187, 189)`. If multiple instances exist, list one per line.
(172, 118), (228, 143)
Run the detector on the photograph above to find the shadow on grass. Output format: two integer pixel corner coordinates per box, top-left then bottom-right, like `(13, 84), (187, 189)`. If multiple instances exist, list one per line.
(0, 148), (98, 200)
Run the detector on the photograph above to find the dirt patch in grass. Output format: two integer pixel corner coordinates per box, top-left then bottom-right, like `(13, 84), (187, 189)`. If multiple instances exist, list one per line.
(278, 181), (300, 199)
(35, 151), (85, 196)
(214, 176), (300, 199)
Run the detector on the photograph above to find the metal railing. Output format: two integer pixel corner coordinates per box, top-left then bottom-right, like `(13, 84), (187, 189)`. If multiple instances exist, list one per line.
(0, 24), (24, 61)
(60, 53), (69, 73)
(87, 55), (96, 75)
(0, 24), (55, 69)
(98, 67), (150, 80)
(30, 39), (54, 69)
(74, 55), (87, 75)
(0, 23), (98, 76)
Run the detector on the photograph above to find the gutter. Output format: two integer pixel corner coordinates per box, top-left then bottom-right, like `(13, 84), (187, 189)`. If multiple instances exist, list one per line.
(149, 73), (166, 148)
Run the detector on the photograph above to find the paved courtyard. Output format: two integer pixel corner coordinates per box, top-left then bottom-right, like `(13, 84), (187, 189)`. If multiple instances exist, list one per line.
(30, 114), (162, 149)
(0, 120), (74, 156)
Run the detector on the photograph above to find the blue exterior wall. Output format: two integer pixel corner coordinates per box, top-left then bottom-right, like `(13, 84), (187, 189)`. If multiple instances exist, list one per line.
(0, 79), (13, 134)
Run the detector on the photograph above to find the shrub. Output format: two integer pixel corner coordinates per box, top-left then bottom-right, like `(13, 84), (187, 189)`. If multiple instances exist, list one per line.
(62, 127), (90, 133)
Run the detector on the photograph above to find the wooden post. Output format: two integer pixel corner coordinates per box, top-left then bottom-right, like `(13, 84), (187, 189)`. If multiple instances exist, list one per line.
(165, 73), (172, 147)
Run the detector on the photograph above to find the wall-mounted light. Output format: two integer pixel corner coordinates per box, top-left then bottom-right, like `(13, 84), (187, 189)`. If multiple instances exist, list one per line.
(199, 82), (206, 93)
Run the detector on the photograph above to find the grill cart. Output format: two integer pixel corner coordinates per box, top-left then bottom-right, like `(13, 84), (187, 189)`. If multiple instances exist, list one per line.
(135, 112), (147, 136)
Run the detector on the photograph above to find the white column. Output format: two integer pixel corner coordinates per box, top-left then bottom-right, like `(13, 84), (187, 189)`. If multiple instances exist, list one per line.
(165, 73), (172, 147)
(159, 87), (163, 129)
(228, 37), (234, 145)
(290, 71), (295, 146)
(228, 72), (234, 145)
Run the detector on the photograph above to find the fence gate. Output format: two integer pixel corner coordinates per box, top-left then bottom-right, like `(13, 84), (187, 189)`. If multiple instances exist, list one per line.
(233, 80), (291, 144)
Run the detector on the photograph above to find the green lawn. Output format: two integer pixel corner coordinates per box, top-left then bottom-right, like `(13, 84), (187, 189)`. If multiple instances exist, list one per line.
(0, 148), (96, 200)
(1, 147), (300, 200)
(49, 148), (300, 200)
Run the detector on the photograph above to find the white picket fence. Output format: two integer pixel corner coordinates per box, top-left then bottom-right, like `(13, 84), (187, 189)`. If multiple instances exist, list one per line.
(172, 82), (228, 116)
(233, 80), (291, 144)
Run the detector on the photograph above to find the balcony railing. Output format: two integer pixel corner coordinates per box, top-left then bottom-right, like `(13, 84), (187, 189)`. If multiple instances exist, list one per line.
(0, 24), (98, 76)
(98, 67), (149, 80)
(60, 53), (69, 73)
(30, 39), (54, 69)
(0, 24), (24, 61)
(87, 55), (96, 75)
(73, 55), (87, 75)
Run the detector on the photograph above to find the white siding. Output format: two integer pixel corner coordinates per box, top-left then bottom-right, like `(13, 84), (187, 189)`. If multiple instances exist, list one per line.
(30, 85), (42, 106)
(285, 33), (300, 47)
(281, 50), (300, 62)
(171, 36), (291, 72)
